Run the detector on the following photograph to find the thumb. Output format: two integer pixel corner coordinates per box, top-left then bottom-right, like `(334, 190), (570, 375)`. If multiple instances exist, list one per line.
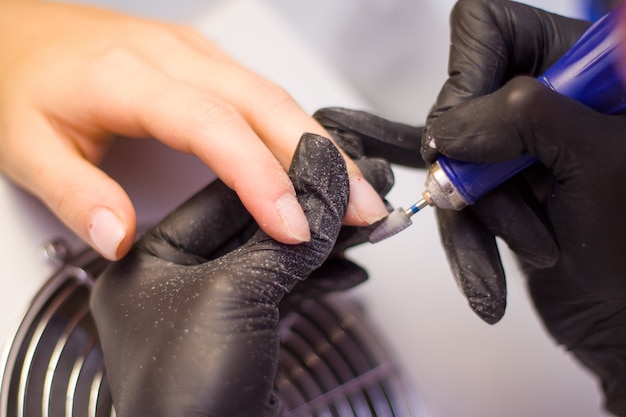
(14, 121), (136, 260)
(426, 76), (620, 174)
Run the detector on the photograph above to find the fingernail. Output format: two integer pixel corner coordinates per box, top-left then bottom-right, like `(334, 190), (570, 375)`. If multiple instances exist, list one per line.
(276, 194), (311, 242)
(89, 208), (126, 260)
(347, 175), (388, 224)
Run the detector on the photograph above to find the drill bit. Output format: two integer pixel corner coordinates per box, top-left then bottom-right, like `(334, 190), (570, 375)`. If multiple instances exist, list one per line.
(368, 198), (429, 243)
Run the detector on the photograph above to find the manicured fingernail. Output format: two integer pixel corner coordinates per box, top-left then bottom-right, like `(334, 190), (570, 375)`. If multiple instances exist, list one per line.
(89, 208), (126, 260)
(347, 175), (388, 224)
(276, 194), (311, 243)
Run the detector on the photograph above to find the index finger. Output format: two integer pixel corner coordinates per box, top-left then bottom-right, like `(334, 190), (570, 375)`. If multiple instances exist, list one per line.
(151, 28), (390, 227)
(51, 46), (312, 245)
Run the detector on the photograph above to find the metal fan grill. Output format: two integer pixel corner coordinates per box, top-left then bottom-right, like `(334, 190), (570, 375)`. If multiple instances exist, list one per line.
(0, 241), (428, 417)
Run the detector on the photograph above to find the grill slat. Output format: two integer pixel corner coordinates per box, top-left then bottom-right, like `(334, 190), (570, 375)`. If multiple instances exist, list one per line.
(1, 247), (426, 417)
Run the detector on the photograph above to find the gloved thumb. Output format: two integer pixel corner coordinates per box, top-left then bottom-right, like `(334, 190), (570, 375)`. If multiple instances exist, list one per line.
(425, 76), (618, 171)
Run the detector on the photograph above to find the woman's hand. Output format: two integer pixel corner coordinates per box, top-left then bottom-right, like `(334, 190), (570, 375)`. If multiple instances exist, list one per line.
(0, 0), (387, 260)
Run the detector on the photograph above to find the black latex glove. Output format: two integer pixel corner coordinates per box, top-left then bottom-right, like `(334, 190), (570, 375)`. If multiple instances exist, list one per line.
(91, 134), (358, 417)
(280, 112), (398, 312)
(422, 0), (591, 324)
(424, 0), (626, 414)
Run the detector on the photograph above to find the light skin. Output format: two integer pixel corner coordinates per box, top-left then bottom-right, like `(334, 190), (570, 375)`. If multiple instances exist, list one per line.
(0, 0), (388, 260)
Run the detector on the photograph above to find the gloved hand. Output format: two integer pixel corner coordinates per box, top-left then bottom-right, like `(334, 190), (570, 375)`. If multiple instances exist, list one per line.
(423, 0), (626, 414)
(311, 3), (626, 407)
(90, 133), (372, 417)
(423, 0), (588, 323)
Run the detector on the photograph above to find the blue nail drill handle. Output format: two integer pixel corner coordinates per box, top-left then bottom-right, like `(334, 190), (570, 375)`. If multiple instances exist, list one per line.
(437, 7), (626, 207)
(438, 155), (536, 205)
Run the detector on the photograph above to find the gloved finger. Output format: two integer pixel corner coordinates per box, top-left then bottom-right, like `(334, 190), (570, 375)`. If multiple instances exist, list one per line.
(436, 206), (506, 324)
(140, 179), (256, 265)
(307, 258), (368, 289)
(436, 177), (558, 323)
(223, 133), (350, 301)
(313, 107), (424, 168)
(299, 157), (395, 263)
(0, 113), (136, 261)
(282, 258), (368, 311)
(427, 76), (624, 175)
(275, 157), (393, 304)
(424, 0), (589, 162)
(313, 108), (403, 249)
(471, 177), (558, 269)
(313, 107), (421, 227)
(278, 149), (378, 310)
(279, 257), (368, 318)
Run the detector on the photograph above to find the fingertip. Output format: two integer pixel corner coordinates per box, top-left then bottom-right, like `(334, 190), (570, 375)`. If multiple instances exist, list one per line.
(274, 193), (311, 243)
(343, 174), (388, 226)
(239, 187), (311, 245)
(43, 163), (136, 260)
(13, 116), (138, 260)
(61, 174), (137, 260)
(468, 294), (506, 325)
(88, 207), (134, 260)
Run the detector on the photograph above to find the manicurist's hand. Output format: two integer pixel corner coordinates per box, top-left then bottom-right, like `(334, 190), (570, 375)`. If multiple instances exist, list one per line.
(91, 133), (367, 417)
(0, 0), (387, 260)
(425, 1), (626, 414)
(423, 0), (590, 322)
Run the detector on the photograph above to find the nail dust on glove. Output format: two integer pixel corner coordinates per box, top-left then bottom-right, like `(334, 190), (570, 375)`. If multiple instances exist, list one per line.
(91, 133), (349, 417)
